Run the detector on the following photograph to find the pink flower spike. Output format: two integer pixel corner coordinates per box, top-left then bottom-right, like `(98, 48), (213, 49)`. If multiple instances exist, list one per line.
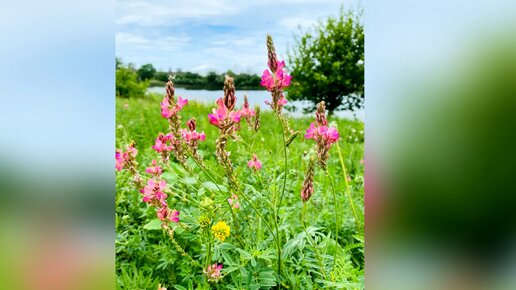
(176, 96), (188, 109)
(247, 154), (262, 171)
(229, 111), (241, 123)
(208, 114), (220, 126)
(304, 123), (318, 139)
(169, 210), (180, 223)
(260, 69), (274, 91)
(161, 97), (173, 118)
(199, 132), (206, 141)
(205, 263), (223, 281)
(115, 150), (124, 171)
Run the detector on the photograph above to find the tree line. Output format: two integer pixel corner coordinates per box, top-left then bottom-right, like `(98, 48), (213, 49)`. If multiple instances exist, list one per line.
(117, 59), (264, 92)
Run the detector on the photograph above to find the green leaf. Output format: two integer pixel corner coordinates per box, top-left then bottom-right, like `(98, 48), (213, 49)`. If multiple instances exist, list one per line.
(174, 285), (187, 290)
(202, 181), (227, 192)
(143, 219), (162, 230)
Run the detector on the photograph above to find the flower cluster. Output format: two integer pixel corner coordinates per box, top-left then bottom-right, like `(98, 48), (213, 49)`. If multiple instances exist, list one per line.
(211, 221), (230, 241)
(204, 263), (223, 282)
(260, 34), (292, 112)
(304, 101), (339, 169)
(247, 154), (262, 171)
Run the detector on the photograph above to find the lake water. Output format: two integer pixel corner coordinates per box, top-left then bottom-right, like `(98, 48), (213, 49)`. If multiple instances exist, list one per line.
(147, 87), (364, 121)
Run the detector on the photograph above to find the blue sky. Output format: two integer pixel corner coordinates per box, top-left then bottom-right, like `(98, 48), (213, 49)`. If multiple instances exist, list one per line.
(116, 0), (359, 74)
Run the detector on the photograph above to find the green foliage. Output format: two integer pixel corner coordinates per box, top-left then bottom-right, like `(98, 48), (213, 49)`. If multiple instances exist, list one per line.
(287, 7), (364, 114)
(138, 63), (157, 81)
(116, 61), (149, 98)
(116, 95), (364, 289)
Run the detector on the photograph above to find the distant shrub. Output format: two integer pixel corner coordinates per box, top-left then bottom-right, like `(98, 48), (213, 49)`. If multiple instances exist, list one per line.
(116, 62), (149, 98)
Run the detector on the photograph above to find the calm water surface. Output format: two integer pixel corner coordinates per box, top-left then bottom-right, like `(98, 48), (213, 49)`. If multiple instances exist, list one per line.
(147, 87), (364, 121)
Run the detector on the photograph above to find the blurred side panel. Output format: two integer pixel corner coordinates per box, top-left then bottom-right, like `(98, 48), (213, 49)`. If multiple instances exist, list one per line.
(365, 0), (516, 289)
(0, 1), (115, 289)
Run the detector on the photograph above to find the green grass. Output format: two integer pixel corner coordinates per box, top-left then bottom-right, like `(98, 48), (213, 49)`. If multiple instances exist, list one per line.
(116, 93), (364, 289)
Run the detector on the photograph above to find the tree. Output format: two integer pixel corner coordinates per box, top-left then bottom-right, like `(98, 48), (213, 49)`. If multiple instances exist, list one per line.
(137, 63), (157, 81)
(287, 7), (364, 115)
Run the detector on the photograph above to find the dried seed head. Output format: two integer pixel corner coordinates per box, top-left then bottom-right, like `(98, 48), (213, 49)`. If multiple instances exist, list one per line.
(301, 157), (316, 202)
(266, 34), (278, 73)
(223, 75), (236, 111)
(316, 101), (328, 126)
(285, 131), (299, 147)
(186, 117), (196, 131)
(253, 105), (261, 132)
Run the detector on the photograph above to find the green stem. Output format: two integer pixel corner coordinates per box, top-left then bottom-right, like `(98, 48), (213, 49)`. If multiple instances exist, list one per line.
(324, 169), (339, 269)
(164, 225), (202, 269)
(335, 142), (360, 230)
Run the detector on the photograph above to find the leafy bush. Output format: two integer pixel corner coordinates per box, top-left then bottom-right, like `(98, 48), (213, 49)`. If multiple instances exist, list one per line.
(116, 62), (149, 98)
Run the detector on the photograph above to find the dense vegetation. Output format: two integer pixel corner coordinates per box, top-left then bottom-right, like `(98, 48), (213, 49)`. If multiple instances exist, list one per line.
(116, 93), (364, 289)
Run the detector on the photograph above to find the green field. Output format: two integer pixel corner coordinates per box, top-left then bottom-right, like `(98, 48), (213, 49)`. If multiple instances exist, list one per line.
(116, 93), (364, 289)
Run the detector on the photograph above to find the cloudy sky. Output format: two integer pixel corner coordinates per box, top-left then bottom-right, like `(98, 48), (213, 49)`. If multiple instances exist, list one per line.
(116, 0), (359, 75)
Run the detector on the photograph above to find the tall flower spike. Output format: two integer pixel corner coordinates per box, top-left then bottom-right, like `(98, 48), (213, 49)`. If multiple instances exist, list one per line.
(316, 101), (328, 126)
(253, 105), (260, 131)
(166, 75), (175, 103)
(266, 34), (278, 73)
(223, 75), (236, 111)
(301, 157), (316, 202)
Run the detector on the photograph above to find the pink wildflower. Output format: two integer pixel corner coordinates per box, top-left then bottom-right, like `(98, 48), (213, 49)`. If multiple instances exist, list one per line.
(160, 96), (188, 118)
(152, 133), (173, 152)
(305, 101), (339, 168)
(176, 96), (188, 110)
(240, 95), (256, 123)
(208, 98), (241, 128)
(145, 160), (163, 176)
(247, 154), (262, 171)
(142, 179), (167, 205)
(228, 194), (240, 209)
(205, 263), (223, 282)
(115, 143), (138, 171)
(157, 206), (180, 223)
(115, 149), (124, 171)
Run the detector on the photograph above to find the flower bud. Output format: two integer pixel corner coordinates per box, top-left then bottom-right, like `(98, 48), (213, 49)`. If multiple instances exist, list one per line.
(186, 117), (196, 131)
(223, 76), (236, 111)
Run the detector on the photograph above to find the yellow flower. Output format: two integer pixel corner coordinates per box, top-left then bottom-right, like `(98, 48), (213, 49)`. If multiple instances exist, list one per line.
(211, 221), (230, 241)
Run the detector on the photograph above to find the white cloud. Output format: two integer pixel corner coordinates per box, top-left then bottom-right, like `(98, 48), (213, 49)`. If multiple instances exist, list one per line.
(116, 0), (240, 26)
(279, 17), (318, 30)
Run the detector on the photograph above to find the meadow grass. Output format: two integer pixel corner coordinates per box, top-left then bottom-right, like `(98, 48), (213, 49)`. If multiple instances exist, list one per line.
(116, 94), (364, 289)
